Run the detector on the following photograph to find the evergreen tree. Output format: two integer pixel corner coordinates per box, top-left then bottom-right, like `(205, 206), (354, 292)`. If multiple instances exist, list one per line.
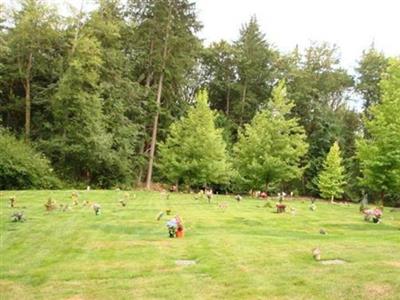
(158, 90), (231, 187)
(127, 0), (201, 188)
(357, 58), (400, 204)
(233, 81), (308, 191)
(317, 141), (346, 202)
(234, 16), (278, 127)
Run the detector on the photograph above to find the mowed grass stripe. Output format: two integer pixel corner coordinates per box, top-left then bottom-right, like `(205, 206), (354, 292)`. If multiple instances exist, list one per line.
(0, 190), (399, 299)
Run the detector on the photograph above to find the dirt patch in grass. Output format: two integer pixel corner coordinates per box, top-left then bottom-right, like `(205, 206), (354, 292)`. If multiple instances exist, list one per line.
(363, 283), (393, 299)
(386, 261), (400, 268)
(65, 296), (85, 300)
(0, 280), (28, 298)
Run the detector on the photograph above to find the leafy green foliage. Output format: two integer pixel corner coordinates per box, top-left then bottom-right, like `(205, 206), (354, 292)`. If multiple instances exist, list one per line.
(357, 58), (400, 199)
(44, 35), (112, 184)
(2, 0), (62, 139)
(0, 0), (383, 197)
(201, 40), (237, 116)
(158, 90), (231, 187)
(0, 128), (60, 189)
(317, 141), (346, 200)
(233, 81), (308, 191)
(86, 0), (144, 185)
(356, 44), (388, 114)
(284, 43), (353, 194)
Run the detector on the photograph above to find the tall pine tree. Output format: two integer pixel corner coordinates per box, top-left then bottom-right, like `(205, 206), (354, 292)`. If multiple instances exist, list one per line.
(234, 16), (278, 127)
(127, 0), (201, 188)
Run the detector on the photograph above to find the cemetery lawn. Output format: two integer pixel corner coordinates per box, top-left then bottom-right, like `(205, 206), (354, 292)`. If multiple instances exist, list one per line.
(1, 190), (400, 300)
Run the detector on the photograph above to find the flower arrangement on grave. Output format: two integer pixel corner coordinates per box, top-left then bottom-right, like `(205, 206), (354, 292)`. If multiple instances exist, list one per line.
(71, 192), (79, 206)
(9, 196), (16, 208)
(260, 192), (267, 199)
(44, 197), (57, 211)
(363, 208), (382, 223)
(11, 211), (25, 222)
(276, 192), (286, 213)
(276, 203), (286, 213)
(166, 215), (184, 238)
(93, 203), (101, 215)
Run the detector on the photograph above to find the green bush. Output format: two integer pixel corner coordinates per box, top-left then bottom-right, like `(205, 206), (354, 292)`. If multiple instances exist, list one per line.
(0, 129), (61, 189)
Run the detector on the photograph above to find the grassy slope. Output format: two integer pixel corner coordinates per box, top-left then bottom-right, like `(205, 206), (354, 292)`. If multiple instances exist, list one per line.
(0, 190), (399, 300)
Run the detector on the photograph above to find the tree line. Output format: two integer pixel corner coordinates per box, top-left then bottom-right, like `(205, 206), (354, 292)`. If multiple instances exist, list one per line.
(0, 0), (398, 204)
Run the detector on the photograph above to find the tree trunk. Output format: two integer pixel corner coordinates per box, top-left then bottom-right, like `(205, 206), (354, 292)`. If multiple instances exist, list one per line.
(330, 195), (334, 204)
(226, 84), (231, 115)
(145, 5), (172, 189)
(137, 59), (154, 186)
(380, 191), (385, 208)
(145, 73), (164, 189)
(239, 80), (247, 127)
(136, 141), (146, 185)
(24, 52), (33, 142)
(70, 0), (84, 56)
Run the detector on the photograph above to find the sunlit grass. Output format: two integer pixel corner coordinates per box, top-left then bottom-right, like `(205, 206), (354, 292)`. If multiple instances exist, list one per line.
(1, 190), (400, 299)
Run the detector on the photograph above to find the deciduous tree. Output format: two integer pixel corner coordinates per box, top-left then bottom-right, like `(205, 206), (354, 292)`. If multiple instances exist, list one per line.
(158, 90), (231, 187)
(233, 81), (308, 191)
(357, 58), (400, 204)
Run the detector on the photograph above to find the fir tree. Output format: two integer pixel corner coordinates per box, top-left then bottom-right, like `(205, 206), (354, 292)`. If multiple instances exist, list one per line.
(317, 141), (346, 202)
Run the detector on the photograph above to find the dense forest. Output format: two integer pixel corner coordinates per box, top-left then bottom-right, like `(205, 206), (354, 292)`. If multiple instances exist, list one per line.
(0, 0), (399, 205)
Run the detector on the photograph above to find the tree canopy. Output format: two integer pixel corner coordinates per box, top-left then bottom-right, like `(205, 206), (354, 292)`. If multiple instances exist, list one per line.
(0, 0), (398, 203)
(158, 90), (231, 187)
(233, 81), (308, 191)
(357, 58), (400, 202)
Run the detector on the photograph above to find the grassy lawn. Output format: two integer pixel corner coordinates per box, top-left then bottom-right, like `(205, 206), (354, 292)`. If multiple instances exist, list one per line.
(1, 190), (400, 300)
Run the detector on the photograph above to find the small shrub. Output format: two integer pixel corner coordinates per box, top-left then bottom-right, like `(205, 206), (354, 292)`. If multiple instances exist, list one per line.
(0, 128), (61, 189)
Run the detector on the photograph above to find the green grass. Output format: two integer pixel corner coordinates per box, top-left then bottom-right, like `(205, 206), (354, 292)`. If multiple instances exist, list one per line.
(1, 190), (400, 300)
